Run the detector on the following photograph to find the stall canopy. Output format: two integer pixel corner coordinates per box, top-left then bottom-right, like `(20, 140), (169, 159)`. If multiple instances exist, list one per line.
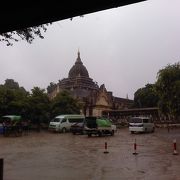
(2, 115), (22, 122)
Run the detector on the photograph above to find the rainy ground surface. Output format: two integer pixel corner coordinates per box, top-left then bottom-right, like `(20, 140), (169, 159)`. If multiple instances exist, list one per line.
(0, 127), (180, 180)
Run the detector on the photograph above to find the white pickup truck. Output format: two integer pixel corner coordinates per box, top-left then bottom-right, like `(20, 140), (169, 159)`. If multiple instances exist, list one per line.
(84, 117), (116, 137)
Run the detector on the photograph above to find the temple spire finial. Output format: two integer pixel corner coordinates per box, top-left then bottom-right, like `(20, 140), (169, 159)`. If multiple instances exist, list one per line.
(78, 48), (80, 58)
(76, 49), (82, 63)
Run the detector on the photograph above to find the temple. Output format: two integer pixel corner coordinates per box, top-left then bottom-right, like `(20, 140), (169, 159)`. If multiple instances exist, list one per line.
(47, 51), (133, 116)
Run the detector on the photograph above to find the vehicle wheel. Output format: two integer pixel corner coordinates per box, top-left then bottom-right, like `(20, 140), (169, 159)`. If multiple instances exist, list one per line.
(111, 130), (114, 136)
(88, 133), (92, 137)
(131, 131), (134, 134)
(62, 128), (67, 133)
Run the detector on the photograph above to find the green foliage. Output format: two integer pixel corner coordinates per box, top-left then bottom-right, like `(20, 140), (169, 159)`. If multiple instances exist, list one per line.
(4, 79), (19, 89)
(0, 79), (82, 125)
(0, 24), (50, 46)
(51, 90), (81, 117)
(134, 84), (159, 108)
(47, 82), (57, 93)
(156, 62), (180, 116)
(28, 87), (51, 124)
(134, 62), (180, 118)
(0, 80), (29, 117)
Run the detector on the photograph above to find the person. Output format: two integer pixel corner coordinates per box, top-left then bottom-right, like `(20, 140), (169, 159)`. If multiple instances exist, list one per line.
(12, 119), (22, 137)
(3, 119), (11, 136)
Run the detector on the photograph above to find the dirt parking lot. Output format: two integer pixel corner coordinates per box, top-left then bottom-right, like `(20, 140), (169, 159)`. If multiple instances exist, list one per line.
(0, 128), (180, 180)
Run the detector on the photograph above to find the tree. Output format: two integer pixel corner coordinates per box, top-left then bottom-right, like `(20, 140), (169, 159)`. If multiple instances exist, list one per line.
(28, 87), (51, 124)
(51, 90), (81, 117)
(155, 62), (180, 117)
(134, 84), (159, 108)
(4, 79), (20, 89)
(47, 82), (57, 94)
(0, 80), (29, 117)
(0, 24), (49, 46)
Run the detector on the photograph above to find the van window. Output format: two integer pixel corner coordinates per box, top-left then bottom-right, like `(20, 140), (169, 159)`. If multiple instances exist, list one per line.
(129, 118), (142, 123)
(68, 118), (84, 123)
(61, 119), (67, 123)
(51, 118), (60, 122)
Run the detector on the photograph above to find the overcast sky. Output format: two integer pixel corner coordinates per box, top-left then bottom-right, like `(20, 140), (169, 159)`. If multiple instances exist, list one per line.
(0, 0), (180, 99)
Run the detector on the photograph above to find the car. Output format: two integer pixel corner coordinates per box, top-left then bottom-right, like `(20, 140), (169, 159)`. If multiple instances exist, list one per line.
(48, 114), (85, 133)
(129, 116), (155, 133)
(70, 122), (85, 135)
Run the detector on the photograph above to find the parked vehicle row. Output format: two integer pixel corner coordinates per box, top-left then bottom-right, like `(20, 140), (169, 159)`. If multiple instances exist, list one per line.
(0, 114), (155, 137)
(48, 114), (117, 137)
(48, 114), (156, 136)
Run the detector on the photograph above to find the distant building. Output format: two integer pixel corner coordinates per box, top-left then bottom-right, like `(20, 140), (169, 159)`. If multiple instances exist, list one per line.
(47, 51), (133, 116)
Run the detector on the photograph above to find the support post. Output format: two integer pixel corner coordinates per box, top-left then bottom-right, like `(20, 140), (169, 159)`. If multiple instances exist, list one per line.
(133, 138), (138, 155)
(0, 159), (3, 180)
(104, 142), (109, 154)
(173, 139), (178, 155)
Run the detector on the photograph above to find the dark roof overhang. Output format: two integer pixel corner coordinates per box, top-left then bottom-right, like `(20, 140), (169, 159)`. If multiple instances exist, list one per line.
(0, 0), (146, 33)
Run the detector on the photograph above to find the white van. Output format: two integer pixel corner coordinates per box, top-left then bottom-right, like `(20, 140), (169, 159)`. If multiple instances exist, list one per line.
(48, 114), (85, 133)
(129, 116), (155, 133)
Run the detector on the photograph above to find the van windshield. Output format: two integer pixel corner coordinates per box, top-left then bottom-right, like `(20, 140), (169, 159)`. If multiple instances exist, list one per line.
(51, 118), (61, 122)
(129, 118), (143, 123)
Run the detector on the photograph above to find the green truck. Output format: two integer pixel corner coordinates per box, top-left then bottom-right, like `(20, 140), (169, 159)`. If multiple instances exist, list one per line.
(84, 117), (116, 137)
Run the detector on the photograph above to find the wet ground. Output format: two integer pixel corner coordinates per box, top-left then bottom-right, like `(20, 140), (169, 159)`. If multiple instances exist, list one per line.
(0, 128), (180, 180)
